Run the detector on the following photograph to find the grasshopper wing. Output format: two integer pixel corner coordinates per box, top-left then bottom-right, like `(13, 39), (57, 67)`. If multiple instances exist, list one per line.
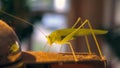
(75, 29), (108, 36)
(57, 28), (108, 43)
(56, 29), (108, 36)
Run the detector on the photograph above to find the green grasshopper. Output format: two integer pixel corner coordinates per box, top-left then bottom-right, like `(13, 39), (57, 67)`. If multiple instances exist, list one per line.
(46, 18), (108, 61)
(0, 10), (108, 61)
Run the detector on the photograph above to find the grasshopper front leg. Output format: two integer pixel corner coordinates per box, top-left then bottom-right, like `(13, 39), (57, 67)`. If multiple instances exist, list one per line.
(67, 42), (78, 62)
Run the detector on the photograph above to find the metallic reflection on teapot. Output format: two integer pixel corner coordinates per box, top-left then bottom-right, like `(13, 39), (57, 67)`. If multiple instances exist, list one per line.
(0, 20), (21, 66)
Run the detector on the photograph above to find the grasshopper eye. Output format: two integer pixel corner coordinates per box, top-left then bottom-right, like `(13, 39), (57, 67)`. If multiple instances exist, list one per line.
(46, 36), (53, 45)
(46, 35), (49, 39)
(46, 36), (48, 38)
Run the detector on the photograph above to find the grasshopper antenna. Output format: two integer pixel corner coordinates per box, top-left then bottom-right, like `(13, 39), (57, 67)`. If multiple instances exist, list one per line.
(0, 10), (46, 37)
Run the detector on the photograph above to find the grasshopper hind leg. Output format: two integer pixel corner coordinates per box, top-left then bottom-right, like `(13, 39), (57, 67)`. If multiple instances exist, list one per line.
(72, 17), (81, 29)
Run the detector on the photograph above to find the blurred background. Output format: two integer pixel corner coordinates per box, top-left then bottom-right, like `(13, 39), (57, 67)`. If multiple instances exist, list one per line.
(0, 0), (120, 68)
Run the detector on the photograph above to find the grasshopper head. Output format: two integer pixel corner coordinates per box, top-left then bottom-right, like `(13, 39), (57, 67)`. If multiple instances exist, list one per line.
(46, 36), (53, 45)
